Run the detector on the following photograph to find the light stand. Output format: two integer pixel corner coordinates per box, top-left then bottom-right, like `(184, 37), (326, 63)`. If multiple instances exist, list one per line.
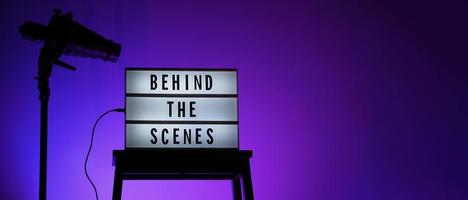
(20, 9), (121, 200)
(37, 44), (77, 200)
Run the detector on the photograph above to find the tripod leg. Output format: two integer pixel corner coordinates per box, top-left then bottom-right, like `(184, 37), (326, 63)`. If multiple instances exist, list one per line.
(39, 99), (48, 200)
(38, 47), (52, 200)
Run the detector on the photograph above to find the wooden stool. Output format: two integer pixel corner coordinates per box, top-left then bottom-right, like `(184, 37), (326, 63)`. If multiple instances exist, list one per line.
(112, 149), (254, 200)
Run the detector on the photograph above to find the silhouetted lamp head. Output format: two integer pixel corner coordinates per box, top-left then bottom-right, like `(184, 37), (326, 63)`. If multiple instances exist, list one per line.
(19, 9), (121, 62)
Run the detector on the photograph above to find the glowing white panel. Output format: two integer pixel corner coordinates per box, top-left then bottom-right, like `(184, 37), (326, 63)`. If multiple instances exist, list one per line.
(126, 124), (238, 148)
(126, 97), (237, 121)
(126, 70), (237, 95)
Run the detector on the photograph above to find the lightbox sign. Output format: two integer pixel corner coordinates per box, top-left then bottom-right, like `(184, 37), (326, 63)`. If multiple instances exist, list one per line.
(125, 68), (238, 148)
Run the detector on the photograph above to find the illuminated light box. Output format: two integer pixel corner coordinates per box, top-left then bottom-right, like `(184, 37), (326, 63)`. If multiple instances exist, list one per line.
(125, 68), (238, 149)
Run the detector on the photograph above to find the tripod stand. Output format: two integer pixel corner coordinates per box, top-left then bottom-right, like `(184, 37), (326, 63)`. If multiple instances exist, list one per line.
(20, 9), (121, 199)
(37, 43), (76, 200)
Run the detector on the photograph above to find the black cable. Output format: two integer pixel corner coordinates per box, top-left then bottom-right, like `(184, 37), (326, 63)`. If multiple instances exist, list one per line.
(85, 108), (125, 200)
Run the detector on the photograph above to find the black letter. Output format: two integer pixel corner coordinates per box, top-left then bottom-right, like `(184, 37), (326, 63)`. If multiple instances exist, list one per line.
(195, 128), (202, 144)
(150, 128), (158, 144)
(172, 75), (180, 90)
(162, 129), (169, 144)
(178, 101), (185, 117)
(207, 128), (214, 144)
(194, 75), (202, 90)
(167, 101), (174, 117)
(206, 75), (212, 90)
(173, 128), (180, 144)
(150, 75), (157, 90)
(162, 74), (168, 90)
(185, 74), (189, 90)
(189, 101), (196, 117)
(184, 129), (192, 144)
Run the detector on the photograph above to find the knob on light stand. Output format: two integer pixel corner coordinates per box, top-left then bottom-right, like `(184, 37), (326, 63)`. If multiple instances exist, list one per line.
(19, 9), (121, 200)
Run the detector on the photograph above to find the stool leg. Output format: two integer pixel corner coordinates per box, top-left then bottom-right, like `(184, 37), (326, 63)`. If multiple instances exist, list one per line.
(112, 167), (123, 200)
(232, 176), (242, 200)
(242, 163), (254, 200)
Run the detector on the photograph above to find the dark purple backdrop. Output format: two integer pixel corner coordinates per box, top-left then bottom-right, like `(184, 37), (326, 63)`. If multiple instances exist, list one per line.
(0, 0), (467, 199)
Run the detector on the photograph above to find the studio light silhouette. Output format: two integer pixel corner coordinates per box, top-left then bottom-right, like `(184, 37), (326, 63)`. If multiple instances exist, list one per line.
(19, 9), (121, 200)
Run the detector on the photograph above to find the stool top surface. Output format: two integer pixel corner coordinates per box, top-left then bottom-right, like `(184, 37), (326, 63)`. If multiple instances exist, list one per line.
(113, 149), (253, 158)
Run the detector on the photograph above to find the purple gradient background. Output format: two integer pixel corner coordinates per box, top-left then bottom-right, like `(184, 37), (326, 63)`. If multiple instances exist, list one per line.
(1, 0), (467, 199)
